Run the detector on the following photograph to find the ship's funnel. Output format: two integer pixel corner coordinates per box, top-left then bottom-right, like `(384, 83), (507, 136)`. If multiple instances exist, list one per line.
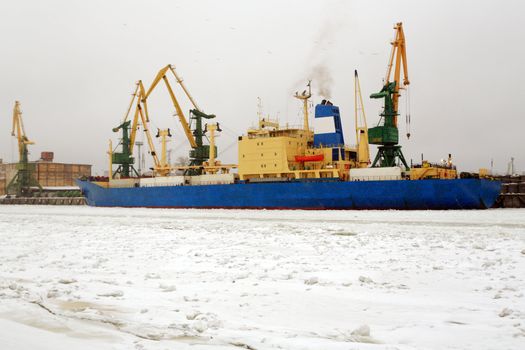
(313, 103), (344, 147)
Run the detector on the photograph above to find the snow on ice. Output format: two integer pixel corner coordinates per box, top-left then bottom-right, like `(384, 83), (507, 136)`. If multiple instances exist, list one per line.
(0, 206), (524, 349)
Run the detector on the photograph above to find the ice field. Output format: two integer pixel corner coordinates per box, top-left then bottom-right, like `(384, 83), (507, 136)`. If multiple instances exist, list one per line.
(0, 206), (524, 349)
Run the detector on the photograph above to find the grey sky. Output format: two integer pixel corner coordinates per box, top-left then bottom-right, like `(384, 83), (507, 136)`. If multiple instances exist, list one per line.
(1, 0), (523, 174)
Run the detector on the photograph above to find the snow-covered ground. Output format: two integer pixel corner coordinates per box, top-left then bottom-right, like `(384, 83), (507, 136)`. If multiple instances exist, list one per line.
(0, 206), (524, 350)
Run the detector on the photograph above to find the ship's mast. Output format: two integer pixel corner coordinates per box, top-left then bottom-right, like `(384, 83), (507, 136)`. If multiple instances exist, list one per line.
(257, 97), (262, 124)
(354, 70), (370, 167)
(294, 81), (312, 132)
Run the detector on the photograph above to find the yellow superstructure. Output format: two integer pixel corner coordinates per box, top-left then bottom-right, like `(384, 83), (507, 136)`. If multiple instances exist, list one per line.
(238, 89), (361, 181)
(410, 160), (457, 180)
(478, 168), (490, 178)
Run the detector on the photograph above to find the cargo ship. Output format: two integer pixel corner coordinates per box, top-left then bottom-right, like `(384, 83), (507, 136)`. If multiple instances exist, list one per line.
(78, 177), (500, 210)
(77, 98), (500, 209)
(77, 23), (501, 210)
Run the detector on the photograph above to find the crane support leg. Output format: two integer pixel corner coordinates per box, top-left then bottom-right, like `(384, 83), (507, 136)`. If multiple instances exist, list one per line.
(371, 145), (409, 169)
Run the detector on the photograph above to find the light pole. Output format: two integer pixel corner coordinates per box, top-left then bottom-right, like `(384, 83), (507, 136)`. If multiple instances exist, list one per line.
(167, 149), (172, 168)
(136, 141), (143, 176)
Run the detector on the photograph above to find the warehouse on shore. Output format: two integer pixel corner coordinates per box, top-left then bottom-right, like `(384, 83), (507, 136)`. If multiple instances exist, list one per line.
(0, 152), (91, 196)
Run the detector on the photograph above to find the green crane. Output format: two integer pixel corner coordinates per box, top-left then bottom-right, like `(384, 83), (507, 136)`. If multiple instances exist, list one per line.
(111, 120), (138, 178)
(187, 109), (216, 175)
(7, 101), (42, 197)
(369, 22), (410, 169)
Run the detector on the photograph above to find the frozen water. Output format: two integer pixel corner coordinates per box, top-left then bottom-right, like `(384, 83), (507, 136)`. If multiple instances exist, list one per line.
(0, 206), (524, 349)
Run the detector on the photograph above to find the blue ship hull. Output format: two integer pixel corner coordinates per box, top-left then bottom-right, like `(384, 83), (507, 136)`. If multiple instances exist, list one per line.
(76, 179), (501, 210)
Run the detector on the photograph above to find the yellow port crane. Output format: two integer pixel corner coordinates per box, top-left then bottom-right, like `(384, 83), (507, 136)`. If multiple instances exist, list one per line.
(7, 101), (42, 196)
(141, 65), (220, 175)
(110, 64), (221, 177)
(110, 81), (161, 178)
(368, 22), (411, 168)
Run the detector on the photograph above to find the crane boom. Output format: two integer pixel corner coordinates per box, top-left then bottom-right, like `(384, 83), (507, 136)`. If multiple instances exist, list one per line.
(129, 80), (159, 160)
(162, 75), (197, 148)
(136, 102), (161, 167)
(143, 65), (197, 148)
(144, 65), (170, 98)
(168, 65), (200, 110)
(122, 83), (140, 124)
(385, 22), (409, 126)
(11, 101), (34, 158)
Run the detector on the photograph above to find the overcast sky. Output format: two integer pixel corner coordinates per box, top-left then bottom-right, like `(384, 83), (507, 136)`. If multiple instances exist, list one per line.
(1, 0), (523, 174)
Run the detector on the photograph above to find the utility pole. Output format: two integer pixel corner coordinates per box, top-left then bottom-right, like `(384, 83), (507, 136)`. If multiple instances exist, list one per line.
(508, 157), (515, 175)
